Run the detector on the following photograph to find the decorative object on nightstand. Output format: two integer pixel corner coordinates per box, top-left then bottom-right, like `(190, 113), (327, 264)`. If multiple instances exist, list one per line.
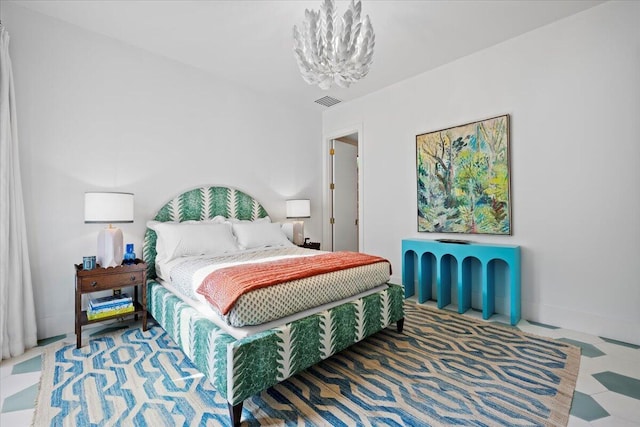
(123, 243), (136, 265)
(299, 238), (321, 250)
(286, 199), (310, 245)
(74, 259), (147, 348)
(84, 192), (134, 267)
(82, 255), (96, 270)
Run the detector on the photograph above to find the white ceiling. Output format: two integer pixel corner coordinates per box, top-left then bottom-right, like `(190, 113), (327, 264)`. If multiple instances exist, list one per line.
(11, 0), (604, 111)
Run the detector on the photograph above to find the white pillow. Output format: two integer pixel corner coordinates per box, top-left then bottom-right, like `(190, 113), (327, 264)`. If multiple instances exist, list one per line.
(147, 218), (232, 258)
(232, 222), (293, 249)
(279, 222), (294, 242)
(152, 222), (239, 262)
(146, 220), (174, 265)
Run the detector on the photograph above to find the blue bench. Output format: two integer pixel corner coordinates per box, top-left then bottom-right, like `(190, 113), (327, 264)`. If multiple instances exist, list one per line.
(402, 239), (521, 325)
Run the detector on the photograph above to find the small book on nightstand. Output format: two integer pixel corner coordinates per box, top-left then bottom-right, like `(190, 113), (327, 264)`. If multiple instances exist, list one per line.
(89, 293), (132, 310)
(87, 305), (134, 320)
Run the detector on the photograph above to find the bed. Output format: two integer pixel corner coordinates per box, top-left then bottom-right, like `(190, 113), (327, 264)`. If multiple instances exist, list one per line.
(143, 186), (405, 426)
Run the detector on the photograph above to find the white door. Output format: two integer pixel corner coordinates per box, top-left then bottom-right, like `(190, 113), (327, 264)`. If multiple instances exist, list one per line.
(332, 139), (358, 252)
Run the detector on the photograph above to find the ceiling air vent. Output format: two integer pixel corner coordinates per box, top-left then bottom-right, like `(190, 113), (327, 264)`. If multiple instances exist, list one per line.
(314, 96), (342, 107)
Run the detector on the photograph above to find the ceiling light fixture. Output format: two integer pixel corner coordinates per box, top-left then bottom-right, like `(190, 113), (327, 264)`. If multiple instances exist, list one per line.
(293, 0), (375, 90)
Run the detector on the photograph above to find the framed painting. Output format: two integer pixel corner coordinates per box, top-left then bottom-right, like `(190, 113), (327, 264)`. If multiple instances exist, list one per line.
(416, 114), (511, 235)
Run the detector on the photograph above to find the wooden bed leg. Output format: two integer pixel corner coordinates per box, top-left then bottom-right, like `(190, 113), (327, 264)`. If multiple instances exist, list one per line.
(228, 401), (243, 427)
(397, 318), (405, 333)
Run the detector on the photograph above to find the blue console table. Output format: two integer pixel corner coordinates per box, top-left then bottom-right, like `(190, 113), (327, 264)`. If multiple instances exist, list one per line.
(402, 239), (521, 325)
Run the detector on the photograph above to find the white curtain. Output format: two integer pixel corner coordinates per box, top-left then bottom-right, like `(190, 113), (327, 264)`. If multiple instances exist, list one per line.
(0, 23), (38, 359)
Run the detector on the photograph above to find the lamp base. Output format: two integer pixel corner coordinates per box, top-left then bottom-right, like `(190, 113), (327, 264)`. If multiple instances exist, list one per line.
(97, 226), (123, 268)
(292, 221), (305, 246)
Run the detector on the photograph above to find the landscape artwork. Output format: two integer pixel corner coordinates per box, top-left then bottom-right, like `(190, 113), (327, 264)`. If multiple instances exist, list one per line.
(416, 115), (511, 235)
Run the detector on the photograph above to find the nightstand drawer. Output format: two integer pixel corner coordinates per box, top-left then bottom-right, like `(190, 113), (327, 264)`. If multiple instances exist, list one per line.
(80, 271), (143, 292)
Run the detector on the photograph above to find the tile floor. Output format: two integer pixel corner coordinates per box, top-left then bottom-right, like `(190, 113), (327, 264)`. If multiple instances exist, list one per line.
(2, 307), (639, 426)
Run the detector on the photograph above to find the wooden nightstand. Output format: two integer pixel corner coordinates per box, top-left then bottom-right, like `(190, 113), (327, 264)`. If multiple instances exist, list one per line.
(75, 259), (147, 348)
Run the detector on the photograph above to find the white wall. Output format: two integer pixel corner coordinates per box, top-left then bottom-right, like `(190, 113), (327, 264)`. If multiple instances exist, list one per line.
(323, 1), (640, 344)
(2, 4), (323, 339)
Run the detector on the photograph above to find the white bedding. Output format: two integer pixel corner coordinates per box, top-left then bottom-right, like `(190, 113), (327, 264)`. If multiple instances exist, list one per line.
(156, 246), (319, 300)
(158, 247), (391, 327)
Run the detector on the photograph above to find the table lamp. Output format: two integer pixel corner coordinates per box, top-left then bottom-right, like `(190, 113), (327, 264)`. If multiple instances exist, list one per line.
(84, 192), (134, 268)
(286, 199), (310, 245)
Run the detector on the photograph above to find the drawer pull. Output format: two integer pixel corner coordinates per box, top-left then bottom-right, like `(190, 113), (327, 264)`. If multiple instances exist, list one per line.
(91, 281), (98, 287)
(130, 275), (136, 281)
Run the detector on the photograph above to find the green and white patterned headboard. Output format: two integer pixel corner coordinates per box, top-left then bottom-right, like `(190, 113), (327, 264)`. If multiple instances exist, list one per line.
(143, 186), (269, 279)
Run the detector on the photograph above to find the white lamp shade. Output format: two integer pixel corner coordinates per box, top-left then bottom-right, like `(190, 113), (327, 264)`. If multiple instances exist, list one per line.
(85, 192), (134, 223)
(286, 199), (310, 218)
(85, 192), (133, 268)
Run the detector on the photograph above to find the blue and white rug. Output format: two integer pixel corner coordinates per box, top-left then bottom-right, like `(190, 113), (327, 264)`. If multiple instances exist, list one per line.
(34, 303), (580, 426)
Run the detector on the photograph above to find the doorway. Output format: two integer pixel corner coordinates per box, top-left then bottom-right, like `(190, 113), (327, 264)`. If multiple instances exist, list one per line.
(328, 133), (359, 252)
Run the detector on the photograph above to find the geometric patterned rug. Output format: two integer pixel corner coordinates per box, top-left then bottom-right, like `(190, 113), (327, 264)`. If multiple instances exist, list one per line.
(34, 302), (580, 426)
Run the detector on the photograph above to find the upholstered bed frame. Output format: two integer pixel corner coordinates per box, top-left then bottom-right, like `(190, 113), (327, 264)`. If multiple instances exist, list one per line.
(143, 186), (405, 426)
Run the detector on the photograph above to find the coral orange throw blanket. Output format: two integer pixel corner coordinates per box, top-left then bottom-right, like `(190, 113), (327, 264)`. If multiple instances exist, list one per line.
(197, 251), (391, 315)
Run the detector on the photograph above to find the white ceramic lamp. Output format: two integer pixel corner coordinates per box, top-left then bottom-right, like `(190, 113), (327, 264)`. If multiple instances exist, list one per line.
(286, 199), (310, 245)
(84, 192), (134, 268)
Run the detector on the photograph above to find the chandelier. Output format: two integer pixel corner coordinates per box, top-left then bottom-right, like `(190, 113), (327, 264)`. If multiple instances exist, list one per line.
(293, 0), (375, 90)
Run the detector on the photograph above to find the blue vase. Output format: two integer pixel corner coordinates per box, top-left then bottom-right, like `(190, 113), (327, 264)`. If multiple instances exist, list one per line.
(124, 243), (136, 265)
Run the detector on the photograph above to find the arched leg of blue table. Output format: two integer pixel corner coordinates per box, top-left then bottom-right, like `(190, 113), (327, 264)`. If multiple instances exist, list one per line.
(438, 255), (451, 309)
(459, 258), (472, 314)
(402, 250), (415, 299)
(482, 261), (495, 320)
(418, 252), (432, 303)
(510, 258), (521, 325)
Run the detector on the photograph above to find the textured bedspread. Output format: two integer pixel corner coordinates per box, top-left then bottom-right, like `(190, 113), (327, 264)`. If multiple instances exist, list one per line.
(198, 251), (390, 315)
(167, 247), (391, 326)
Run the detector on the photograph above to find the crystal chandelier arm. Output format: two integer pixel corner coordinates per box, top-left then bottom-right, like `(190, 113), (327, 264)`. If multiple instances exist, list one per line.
(348, 22), (362, 59)
(336, 6), (353, 65)
(293, 27), (313, 78)
(294, 22), (322, 86)
(307, 10), (321, 65)
(356, 16), (374, 66)
(320, 0), (335, 63)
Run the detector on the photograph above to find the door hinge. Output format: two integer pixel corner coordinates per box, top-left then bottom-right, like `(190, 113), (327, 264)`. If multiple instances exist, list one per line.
(329, 148), (335, 155)
(330, 183), (335, 190)
(330, 218), (335, 225)
(355, 219), (358, 226)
